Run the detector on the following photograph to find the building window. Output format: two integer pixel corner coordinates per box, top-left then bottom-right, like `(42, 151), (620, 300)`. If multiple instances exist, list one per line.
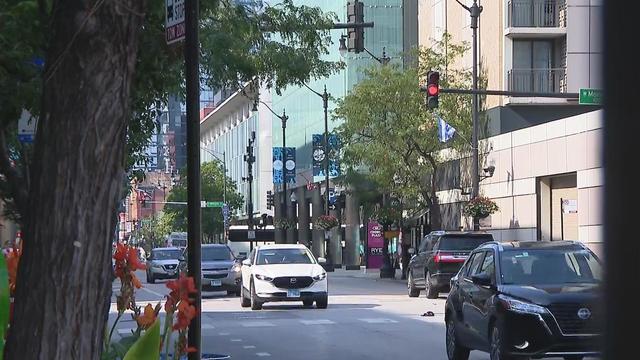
(509, 39), (564, 92)
(508, 0), (561, 28)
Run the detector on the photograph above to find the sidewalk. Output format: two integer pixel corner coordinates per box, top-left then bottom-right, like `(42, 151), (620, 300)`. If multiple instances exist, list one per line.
(331, 266), (407, 282)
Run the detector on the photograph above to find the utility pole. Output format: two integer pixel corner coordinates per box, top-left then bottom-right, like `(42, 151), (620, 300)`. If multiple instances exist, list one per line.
(470, 0), (482, 231)
(184, 0), (201, 357)
(243, 131), (256, 231)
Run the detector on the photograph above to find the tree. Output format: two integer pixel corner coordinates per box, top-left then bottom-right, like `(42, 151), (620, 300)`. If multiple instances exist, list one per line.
(163, 161), (243, 243)
(334, 36), (476, 229)
(1, 0), (342, 357)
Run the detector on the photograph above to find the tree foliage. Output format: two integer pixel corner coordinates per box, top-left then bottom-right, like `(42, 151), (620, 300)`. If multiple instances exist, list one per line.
(334, 35), (475, 228)
(0, 0), (343, 222)
(163, 161), (243, 242)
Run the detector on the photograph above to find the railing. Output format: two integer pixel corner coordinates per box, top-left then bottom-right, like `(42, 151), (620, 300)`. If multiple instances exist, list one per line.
(508, 0), (562, 27)
(507, 68), (566, 93)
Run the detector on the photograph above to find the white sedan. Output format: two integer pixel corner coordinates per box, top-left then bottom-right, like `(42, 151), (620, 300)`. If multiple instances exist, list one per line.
(240, 244), (328, 310)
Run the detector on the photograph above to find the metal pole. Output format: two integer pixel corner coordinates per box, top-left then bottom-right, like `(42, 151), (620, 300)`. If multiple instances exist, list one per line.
(184, 0), (201, 357)
(470, 0), (482, 231)
(223, 151), (227, 243)
(323, 86), (330, 216)
(282, 111), (288, 219)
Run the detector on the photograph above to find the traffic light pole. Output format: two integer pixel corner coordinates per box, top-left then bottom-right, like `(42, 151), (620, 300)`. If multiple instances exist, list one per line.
(243, 132), (256, 231)
(470, 0), (481, 231)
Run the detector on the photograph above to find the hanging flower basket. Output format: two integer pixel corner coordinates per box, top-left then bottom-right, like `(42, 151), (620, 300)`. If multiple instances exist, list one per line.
(463, 196), (499, 218)
(314, 214), (339, 230)
(274, 218), (296, 230)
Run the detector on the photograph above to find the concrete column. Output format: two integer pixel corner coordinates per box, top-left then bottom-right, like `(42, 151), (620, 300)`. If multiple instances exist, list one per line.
(273, 190), (284, 243)
(296, 187), (310, 247)
(285, 188), (297, 244)
(311, 186), (325, 258)
(329, 206), (343, 268)
(344, 189), (361, 269)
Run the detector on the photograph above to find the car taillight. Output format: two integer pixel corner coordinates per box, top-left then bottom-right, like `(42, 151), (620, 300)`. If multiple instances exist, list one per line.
(434, 251), (466, 263)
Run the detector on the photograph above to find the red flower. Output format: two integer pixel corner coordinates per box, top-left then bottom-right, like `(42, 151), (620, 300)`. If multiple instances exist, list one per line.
(173, 300), (197, 331)
(166, 273), (196, 302)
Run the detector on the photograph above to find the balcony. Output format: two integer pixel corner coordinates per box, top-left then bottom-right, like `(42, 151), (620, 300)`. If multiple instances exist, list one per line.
(508, 68), (567, 93)
(506, 0), (566, 38)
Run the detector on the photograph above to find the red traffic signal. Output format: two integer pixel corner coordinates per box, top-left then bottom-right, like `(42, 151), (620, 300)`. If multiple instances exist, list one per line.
(425, 71), (440, 109)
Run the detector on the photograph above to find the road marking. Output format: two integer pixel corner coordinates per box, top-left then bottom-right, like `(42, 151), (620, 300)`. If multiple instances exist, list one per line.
(243, 345), (256, 349)
(300, 319), (336, 325)
(241, 321), (275, 327)
(140, 287), (166, 298)
(255, 352), (271, 357)
(230, 339), (242, 342)
(358, 318), (399, 324)
(218, 332), (230, 336)
(202, 324), (215, 329)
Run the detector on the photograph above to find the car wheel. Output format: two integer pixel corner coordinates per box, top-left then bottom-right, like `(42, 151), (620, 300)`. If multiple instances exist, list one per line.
(425, 271), (438, 299)
(490, 325), (527, 360)
(240, 284), (250, 308)
(316, 295), (328, 309)
(146, 271), (155, 284)
(250, 282), (262, 310)
(303, 299), (314, 307)
(446, 317), (470, 360)
(407, 271), (420, 297)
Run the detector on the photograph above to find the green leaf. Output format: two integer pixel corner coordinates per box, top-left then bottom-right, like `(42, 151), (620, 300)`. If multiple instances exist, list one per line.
(0, 253), (9, 360)
(123, 320), (160, 360)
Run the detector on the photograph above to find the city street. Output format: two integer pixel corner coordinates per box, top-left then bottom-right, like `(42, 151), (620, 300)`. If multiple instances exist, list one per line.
(109, 269), (595, 360)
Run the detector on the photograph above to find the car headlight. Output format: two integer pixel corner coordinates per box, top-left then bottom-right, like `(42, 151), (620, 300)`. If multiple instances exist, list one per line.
(231, 263), (241, 272)
(312, 272), (327, 281)
(498, 295), (547, 314)
(152, 264), (163, 269)
(254, 274), (273, 281)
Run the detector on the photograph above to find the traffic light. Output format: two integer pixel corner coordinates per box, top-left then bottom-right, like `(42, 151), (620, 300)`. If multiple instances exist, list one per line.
(266, 191), (274, 210)
(347, 1), (364, 53)
(425, 71), (440, 109)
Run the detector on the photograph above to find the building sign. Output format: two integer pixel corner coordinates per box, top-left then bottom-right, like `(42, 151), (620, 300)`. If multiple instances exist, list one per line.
(312, 134), (340, 183)
(18, 110), (37, 143)
(273, 147), (296, 184)
(562, 199), (578, 214)
(367, 221), (384, 269)
(166, 0), (185, 44)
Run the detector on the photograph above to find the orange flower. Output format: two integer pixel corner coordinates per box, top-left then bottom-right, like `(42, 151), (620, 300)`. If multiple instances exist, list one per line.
(166, 274), (196, 302)
(173, 300), (197, 331)
(131, 272), (142, 289)
(5, 246), (21, 295)
(136, 303), (158, 329)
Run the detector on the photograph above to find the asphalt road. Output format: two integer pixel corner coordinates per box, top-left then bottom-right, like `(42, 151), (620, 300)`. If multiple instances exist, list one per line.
(108, 269), (598, 360)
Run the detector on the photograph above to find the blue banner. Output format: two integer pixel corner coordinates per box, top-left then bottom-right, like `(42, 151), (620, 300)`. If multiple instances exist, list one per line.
(273, 147), (284, 184)
(312, 134), (340, 183)
(274, 147), (296, 184)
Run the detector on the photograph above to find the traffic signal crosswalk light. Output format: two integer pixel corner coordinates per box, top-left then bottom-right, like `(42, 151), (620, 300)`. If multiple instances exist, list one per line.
(347, 1), (364, 53)
(425, 71), (440, 109)
(266, 191), (274, 210)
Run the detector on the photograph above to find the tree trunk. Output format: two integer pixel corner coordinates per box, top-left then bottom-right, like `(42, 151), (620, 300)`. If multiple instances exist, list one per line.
(6, 0), (145, 358)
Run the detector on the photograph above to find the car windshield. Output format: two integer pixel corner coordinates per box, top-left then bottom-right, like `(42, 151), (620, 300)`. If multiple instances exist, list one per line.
(439, 236), (492, 251)
(202, 247), (233, 261)
(256, 248), (314, 265)
(500, 249), (602, 285)
(152, 249), (182, 260)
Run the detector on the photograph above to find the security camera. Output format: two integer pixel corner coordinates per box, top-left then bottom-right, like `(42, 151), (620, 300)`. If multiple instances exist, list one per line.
(483, 165), (496, 177)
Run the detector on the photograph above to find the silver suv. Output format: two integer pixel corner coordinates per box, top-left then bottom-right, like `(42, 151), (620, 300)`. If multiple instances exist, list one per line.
(201, 244), (242, 296)
(146, 247), (184, 283)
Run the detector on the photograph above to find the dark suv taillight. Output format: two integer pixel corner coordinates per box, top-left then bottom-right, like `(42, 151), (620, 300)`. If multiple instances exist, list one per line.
(434, 251), (466, 263)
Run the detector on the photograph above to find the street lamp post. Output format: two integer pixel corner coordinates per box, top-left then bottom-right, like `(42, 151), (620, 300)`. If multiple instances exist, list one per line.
(454, 0), (483, 230)
(201, 147), (227, 242)
(254, 99), (289, 223)
(303, 83), (330, 216)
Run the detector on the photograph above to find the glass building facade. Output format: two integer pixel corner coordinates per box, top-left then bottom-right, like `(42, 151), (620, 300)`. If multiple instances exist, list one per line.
(271, 0), (405, 183)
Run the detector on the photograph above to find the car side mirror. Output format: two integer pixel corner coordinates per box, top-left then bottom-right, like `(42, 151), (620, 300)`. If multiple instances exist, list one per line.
(317, 257), (327, 264)
(471, 273), (492, 287)
(242, 259), (251, 267)
(408, 248), (415, 255)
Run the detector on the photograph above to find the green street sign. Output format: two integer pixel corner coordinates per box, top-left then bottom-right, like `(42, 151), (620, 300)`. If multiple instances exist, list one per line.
(200, 201), (224, 208)
(579, 88), (602, 105)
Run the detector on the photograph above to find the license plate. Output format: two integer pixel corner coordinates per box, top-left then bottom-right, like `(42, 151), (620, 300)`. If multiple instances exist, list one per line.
(287, 289), (300, 298)
(211, 280), (222, 287)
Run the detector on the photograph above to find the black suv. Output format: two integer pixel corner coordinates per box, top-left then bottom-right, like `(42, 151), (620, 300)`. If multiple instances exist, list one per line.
(407, 231), (493, 298)
(445, 241), (602, 360)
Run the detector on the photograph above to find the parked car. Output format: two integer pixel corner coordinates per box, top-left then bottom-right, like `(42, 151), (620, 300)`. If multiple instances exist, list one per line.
(240, 244), (328, 310)
(146, 247), (184, 283)
(445, 240), (602, 360)
(201, 244), (242, 296)
(407, 231), (493, 298)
